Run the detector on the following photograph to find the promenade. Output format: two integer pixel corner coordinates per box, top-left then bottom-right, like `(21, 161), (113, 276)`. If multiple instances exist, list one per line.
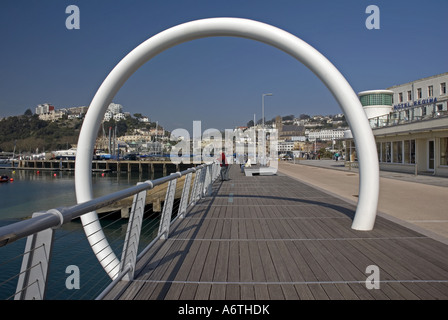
(278, 160), (448, 244)
(103, 164), (448, 300)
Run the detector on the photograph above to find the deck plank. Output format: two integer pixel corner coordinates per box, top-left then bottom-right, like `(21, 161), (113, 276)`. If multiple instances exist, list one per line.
(209, 284), (226, 299)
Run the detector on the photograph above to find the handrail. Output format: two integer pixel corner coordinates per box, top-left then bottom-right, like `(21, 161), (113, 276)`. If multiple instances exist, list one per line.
(95, 264), (132, 301)
(370, 104), (448, 129)
(0, 161), (219, 299)
(0, 164), (205, 247)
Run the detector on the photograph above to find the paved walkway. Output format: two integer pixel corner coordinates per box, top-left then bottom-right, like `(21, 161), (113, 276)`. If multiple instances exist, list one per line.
(287, 159), (448, 187)
(278, 160), (448, 244)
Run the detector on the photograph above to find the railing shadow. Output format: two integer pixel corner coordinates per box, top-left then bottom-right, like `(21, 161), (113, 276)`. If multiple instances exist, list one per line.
(123, 180), (224, 299)
(209, 193), (356, 219)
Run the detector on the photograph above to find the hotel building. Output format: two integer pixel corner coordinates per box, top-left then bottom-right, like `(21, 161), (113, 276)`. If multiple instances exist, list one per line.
(346, 72), (448, 176)
(307, 128), (346, 141)
(35, 103), (55, 115)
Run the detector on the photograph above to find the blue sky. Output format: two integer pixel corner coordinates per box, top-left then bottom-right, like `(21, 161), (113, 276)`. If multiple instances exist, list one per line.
(1, 0), (447, 131)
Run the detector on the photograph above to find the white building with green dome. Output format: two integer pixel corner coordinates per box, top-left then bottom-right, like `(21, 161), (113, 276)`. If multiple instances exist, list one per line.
(358, 89), (394, 119)
(345, 73), (448, 176)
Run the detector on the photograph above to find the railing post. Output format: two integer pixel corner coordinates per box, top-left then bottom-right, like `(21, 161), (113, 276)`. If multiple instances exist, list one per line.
(203, 165), (212, 197)
(214, 162), (220, 180)
(120, 182), (148, 281)
(190, 167), (202, 205)
(158, 174), (178, 240)
(207, 164), (215, 195)
(178, 172), (192, 219)
(15, 212), (55, 300)
(196, 166), (207, 200)
(211, 162), (217, 181)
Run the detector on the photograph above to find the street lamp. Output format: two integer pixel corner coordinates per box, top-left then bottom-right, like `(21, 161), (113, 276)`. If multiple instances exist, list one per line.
(262, 93), (273, 128)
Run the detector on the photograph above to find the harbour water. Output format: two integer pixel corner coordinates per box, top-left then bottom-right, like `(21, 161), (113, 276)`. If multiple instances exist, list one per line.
(0, 165), (170, 300)
(0, 167), (146, 220)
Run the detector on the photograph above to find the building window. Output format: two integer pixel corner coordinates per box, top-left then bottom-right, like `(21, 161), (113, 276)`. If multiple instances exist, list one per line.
(392, 141), (398, 163)
(417, 88), (422, 99)
(360, 93), (393, 106)
(379, 142), (383, 162)
(441, 83), (447, 95)
(381, 142), (386, 163)
(399, 93), (403, 103)
(411, 140), (415, 163)
(404, 140), (410, 163)
(377, 142), (381, 162)
(385, 142), (391, 163)
(393, 141), (403, 163)
(441, 138), (448, 166)
(428, 85), (433, 97)
(404, 140), (416, 164)
(407, 91), (412, 101)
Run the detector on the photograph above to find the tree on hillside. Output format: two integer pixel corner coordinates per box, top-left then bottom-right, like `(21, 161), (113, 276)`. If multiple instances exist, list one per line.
(282, 114), (295, 121)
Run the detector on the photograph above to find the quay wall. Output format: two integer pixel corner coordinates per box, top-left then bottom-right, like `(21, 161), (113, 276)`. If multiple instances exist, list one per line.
(15, 159), (196, 176)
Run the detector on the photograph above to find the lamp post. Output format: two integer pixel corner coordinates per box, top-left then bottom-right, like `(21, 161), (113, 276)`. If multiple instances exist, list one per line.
(262, 93), (273, 128)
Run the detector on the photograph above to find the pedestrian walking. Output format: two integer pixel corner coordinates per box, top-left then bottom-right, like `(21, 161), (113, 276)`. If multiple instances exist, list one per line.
(220, 152), (229, 181)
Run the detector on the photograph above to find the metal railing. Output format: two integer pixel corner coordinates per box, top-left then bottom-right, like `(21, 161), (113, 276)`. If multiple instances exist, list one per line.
(369, 103), (448, 129)
(0, 161), (220, 300)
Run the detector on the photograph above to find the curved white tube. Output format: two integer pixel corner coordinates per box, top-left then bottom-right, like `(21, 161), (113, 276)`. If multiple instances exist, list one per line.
(75, 17), (379, 279)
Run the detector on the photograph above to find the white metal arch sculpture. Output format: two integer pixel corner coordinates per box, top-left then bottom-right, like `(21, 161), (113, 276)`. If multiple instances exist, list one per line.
(75, 18), (379, 279)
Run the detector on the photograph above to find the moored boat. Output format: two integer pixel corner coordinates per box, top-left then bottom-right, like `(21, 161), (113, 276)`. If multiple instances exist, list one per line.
(52, 148), (77, 160)
(0, 175), (11, 182)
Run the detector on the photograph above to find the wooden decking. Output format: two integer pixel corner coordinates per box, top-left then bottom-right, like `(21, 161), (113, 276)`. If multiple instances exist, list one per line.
(104, 165), (448, 300)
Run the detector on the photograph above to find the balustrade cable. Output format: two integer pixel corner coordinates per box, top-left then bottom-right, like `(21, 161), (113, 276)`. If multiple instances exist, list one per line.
(1, 247), (41, 300)
(48, 177), (187, 299)
(47, 207), (128, 299)
(0, 162), (219, 300)
(0, 260), (22, 300)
